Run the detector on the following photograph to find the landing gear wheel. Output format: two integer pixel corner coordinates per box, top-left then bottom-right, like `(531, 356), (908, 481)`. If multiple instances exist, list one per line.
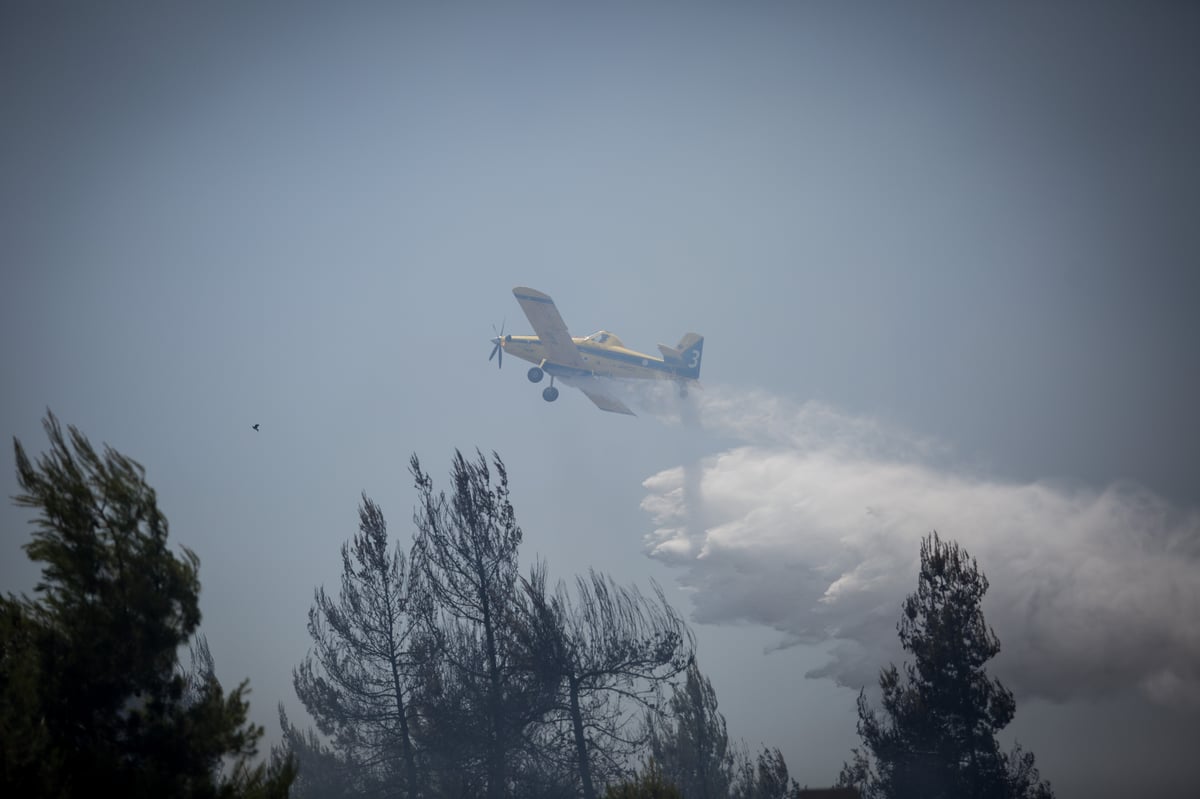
(527, 366), (544, 383)
(542, 386), (559, 402)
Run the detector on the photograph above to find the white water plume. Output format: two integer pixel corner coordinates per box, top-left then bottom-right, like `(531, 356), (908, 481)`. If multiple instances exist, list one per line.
(638, 384), (1200, 706)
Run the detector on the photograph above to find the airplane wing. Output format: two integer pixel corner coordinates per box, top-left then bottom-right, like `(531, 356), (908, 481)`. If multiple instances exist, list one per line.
(578, 384), (635, 416)
(512, 287), (587, 369)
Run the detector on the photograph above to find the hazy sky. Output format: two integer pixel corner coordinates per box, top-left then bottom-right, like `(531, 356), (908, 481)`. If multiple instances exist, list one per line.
(3, 3), (1198, 797)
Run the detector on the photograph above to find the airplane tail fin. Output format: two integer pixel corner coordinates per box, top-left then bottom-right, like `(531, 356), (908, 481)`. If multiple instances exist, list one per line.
(677, 333), (703, 379)
(658, 333), (704, 378)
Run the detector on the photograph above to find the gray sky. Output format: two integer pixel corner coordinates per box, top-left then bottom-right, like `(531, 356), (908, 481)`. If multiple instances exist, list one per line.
(3, 3), (1198, 796)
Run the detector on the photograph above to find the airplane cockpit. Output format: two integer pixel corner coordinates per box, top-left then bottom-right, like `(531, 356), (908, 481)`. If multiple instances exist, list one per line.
(584, 330), (625, 347)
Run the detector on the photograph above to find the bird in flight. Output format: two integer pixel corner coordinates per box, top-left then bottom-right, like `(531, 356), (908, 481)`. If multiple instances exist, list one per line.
(252, 423), (260, 431)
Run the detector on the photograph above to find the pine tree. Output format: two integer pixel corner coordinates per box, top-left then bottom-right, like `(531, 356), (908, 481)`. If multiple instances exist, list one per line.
(731, 745), (802, 799)
(648, 660), (738, 799)
(410, 449), (552, 799)
(292, 494), (423, 796)
(603, 759), (682, 799)
(1, 411), (294, 798)
(519, 565), (694, 799)
(838, 532), (1053, 799)
(275, 705), (368, 799)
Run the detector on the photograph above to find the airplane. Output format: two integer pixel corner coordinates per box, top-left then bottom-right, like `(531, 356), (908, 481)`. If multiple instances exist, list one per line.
(488, 286), (703, 415)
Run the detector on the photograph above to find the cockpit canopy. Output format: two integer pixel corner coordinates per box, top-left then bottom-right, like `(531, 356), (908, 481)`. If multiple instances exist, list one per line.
(584, 330), (625, 347)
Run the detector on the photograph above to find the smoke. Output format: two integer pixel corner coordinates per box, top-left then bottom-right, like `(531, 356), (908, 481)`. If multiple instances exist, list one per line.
(638, 384), (1200, 706)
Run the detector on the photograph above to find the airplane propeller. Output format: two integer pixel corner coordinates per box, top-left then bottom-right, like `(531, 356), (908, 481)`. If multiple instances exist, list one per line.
(489, 321), (506, 368)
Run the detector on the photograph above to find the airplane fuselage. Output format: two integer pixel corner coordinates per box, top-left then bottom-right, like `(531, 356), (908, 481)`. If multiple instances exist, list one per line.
(498, 333), (696, 382)
(493, 286), (703, 413)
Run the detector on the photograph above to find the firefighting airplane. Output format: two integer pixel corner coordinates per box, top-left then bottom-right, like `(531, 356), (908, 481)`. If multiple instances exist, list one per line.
(488, 286), (704, 415)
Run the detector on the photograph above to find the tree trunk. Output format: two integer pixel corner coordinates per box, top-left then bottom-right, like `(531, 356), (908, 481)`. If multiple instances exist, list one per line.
(482, 577), (505, 799)
(391, 658), (418, 798)
(569, 675), (596, 799)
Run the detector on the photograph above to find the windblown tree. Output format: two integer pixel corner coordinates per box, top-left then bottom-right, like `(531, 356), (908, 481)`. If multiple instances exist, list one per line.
(731, 746), (802, 799)
(0, 411), (293, 798)
(648, 659), (739, 799)
(180, 634), (217, 709)
(603, 759), (682, 799)
(520, 566), (695, 799)
(410, 449), (553, 799)
(837, 532), (1054, 799)
(275, 705), (367, 799)
(293, 494), (423, 797)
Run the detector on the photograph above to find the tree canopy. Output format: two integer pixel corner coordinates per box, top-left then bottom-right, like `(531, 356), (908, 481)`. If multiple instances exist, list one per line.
(281, 450), (704, 798)
(648, 659), (739, 799)
(603, 759), (683, 799)
(410, 449), (551, 798)
(1, 411), (294, 798)
(838, 532), (1053, 799)
(521, 565), (695, 799)
(293, 493), (423, 796)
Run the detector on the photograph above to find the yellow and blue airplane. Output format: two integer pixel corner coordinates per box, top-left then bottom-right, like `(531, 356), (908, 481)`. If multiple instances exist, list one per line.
(489, 286), (704, 415)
